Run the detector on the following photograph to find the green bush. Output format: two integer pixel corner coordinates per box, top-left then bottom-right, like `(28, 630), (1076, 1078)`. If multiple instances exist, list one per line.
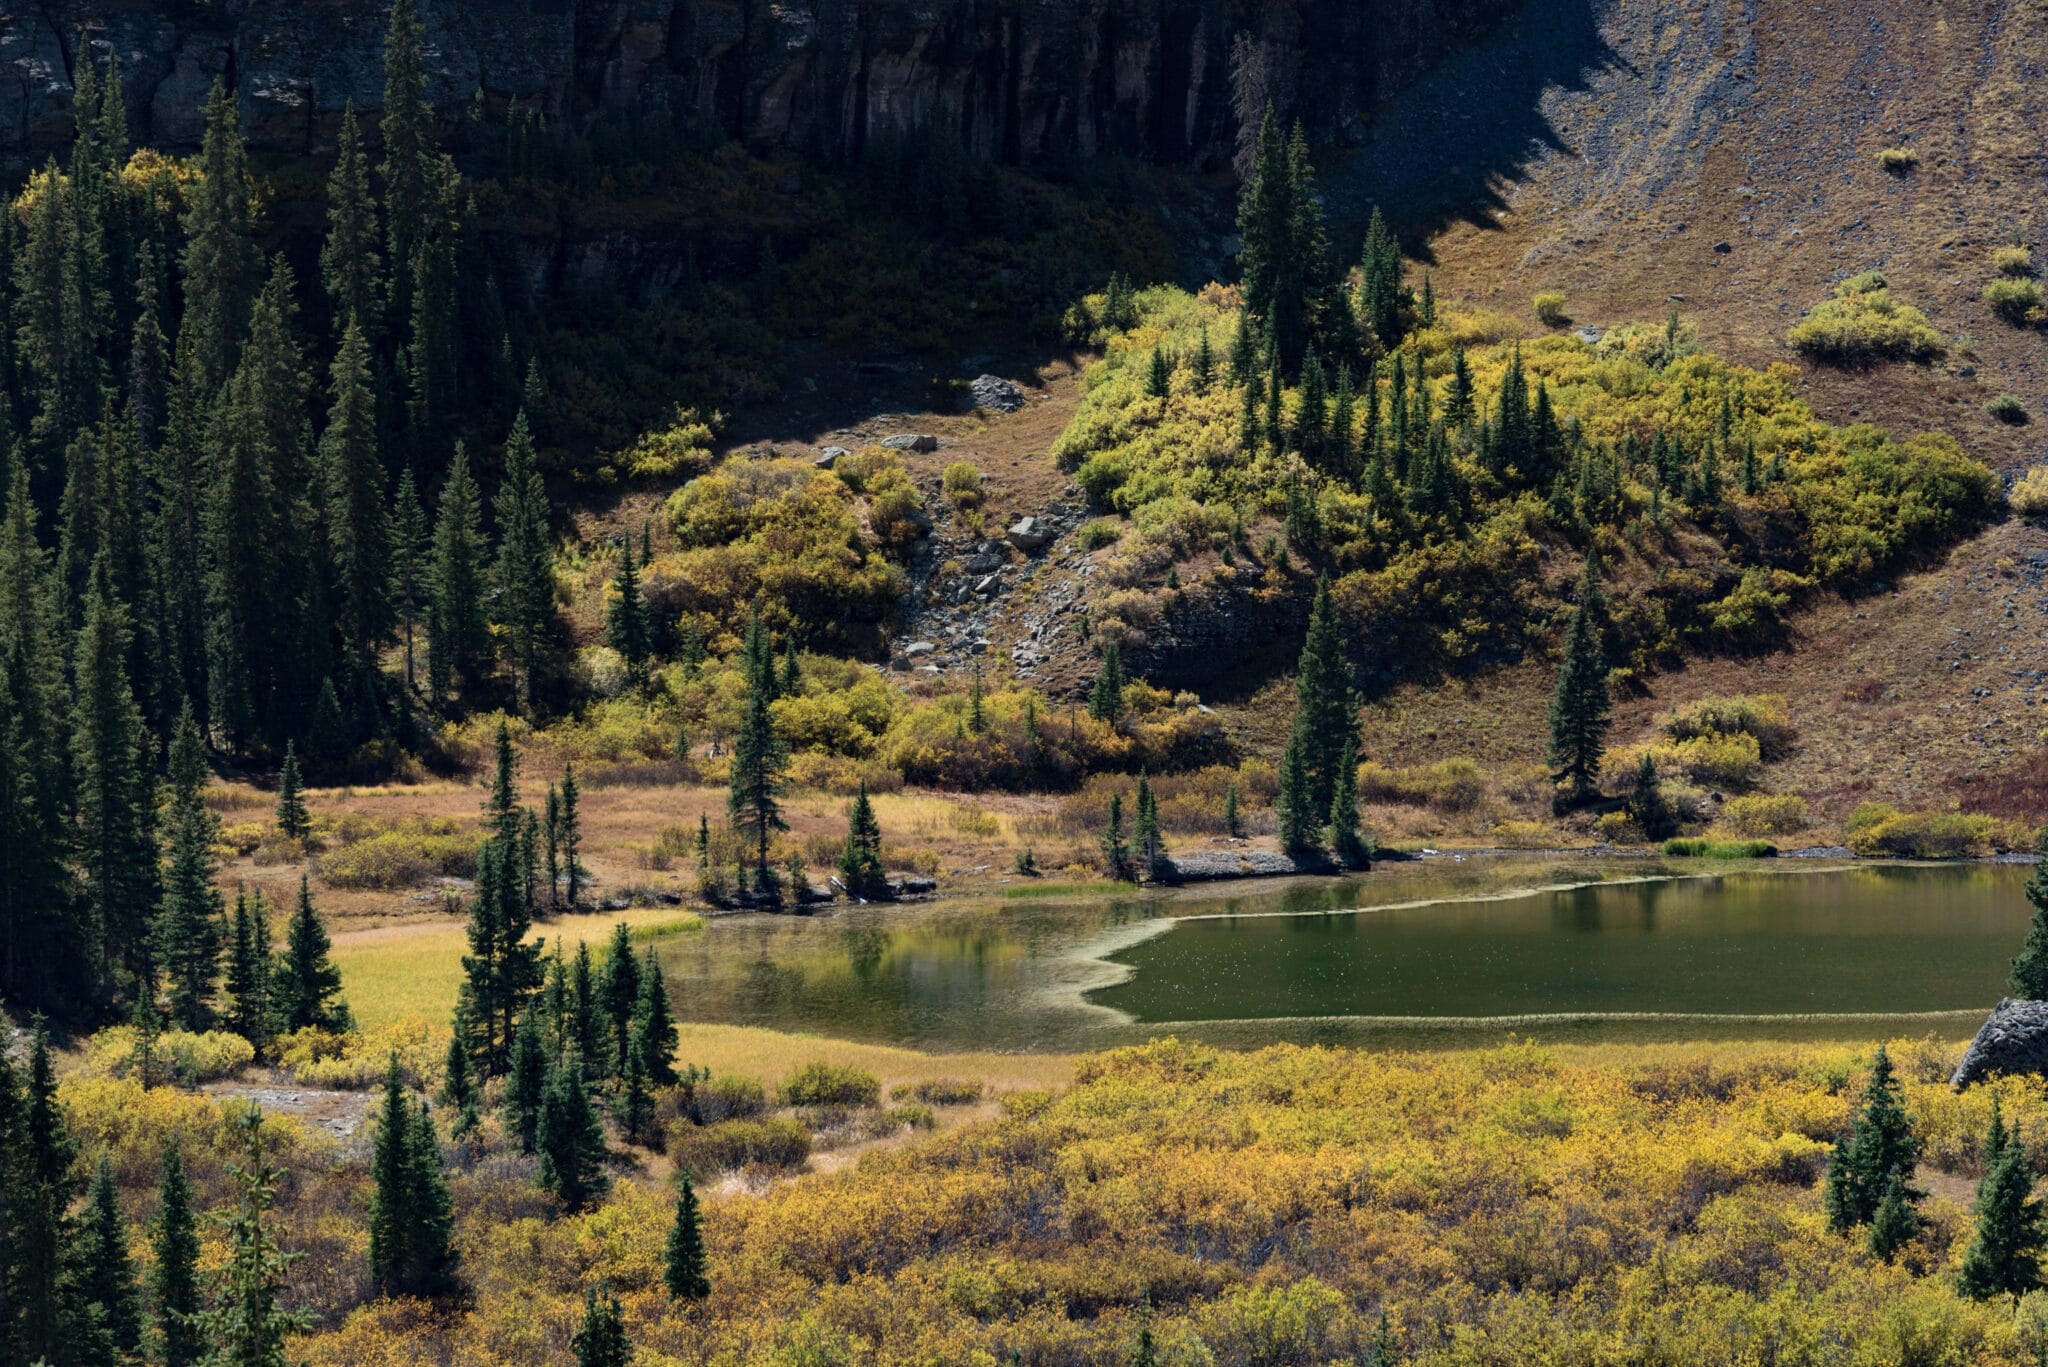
(1662, 837), (1777, 859)
(1844, 804), (1996, 859)
(780, 1061), (882, 1107)
(1989, 394), (2030, 425)
(695, 1074), (767, 1122)
(1992, 245), (2035, 279)
(942, 461), (984, 506)
(1074, 517), (1125, 551)
(668, 1117), (812, 1177)
(1789, 273), (1944, 363)
(2012, 466), (2048, 517)
(1983, 278), (2045, 326)
(1663, 695), (1797, 759)
(1533, 291), (1569, 326)
(891, 1078), (985, 1105)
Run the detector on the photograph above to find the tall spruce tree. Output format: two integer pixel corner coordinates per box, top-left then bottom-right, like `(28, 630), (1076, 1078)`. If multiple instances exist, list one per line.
(1099, 792), (1134, 882)
(836, 781), (887, 900)
(1088, 639), (1126, 724)
(78, 1154), (144, 1357)
(1133, 773), (1167, 880)
(426, 442), (490, 699)
(1822, 1046), (1918, 1232)
(389, 467), (429, 695)
(558, 761), (584, 908)
(381, 0), (432, 336)
(157, 706), (225, 1030)
(664, 1177), (712, 1301)
(537, 1063), (608, 1211)
(368, 1054), (457, 1297)
(320, 103), (382, 340)
(274, 742), (310, 840)
(634, 947), (678, 1087)
(1290, 576), (1356, 820)
(1958, 1111), (2043, 1299)
(224, 888), (273, 1048)
(322, 318), (391, 669)
(1359, 206), (1404, 348)
(1547, 561), (1611, 809)
(493, 411), (553, 708)
(459, 835), (542, 1073)
(180, 81), (260, 398)
(728, 630), (789, 888)
(1276, 728), (1318, 858)
(13, 1026), (76, 1365)
(1327, 733), (1370, 868)
(151, 1141), (205, 1367)
(503, 1009), (549, 1153)
(194, 1109), (311, 1367)
(74, 550), (158, 980)
(601, 920), (640, 1081)
(273, 876), (350, 1034)
(606, 538), (650, 682)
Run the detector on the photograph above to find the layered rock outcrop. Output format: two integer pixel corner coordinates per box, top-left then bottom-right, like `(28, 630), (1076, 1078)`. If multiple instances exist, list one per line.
(20, 0), (1514, 164)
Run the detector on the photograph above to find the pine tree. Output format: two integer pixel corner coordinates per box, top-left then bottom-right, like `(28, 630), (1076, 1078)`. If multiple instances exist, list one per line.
(1823, 1046), (1918, 1232)
(180, 81), (260, 397)
(1866, 1169), (1920, 1262)
(224, 888), (274, 1048)
(158, 708), (225, 1030)
(1099, 792), (1134, 882)
(728, 636), (789, 888)
(368, 1054), (457, 1297)
(503, 1009), (549, 1153)
(129, 241), (170, 450)
(1224, 782), (1243, 838)
(493, 411), (554, 708)
(1276, 728), (1319, 858)
(1547, 563), (1610, 809)
(322, 318), (392, 669)
(1290, 576), (1356, 820)
(78, 1153), (144, 1357)
(1088, 639), (1126, 724)
(2010, 822), (2048, 999)
(427, 442), (490, 699)
(273, 875), (350, 1034)
(664, 1177), (712, 1301)
(537, 1063), (608, 1211)
(602, 920), (640, 1080)
(11, 1025), (75, 1364)
(634, 947), (678, 1087)
(572, 1284), (632, 1367)
(1445, 348), (1476, 430)
(1328, 734), (1370, 868)
(389, 466), (429, 695)
(1147, 345), (1171, 399)
(459, 833), (542, 1073)
(615, 1036), (656, 1147)
(151, 1141), (205, 1367)
(1133, 773), (1168, 880)
(320, 103), (382, 340)
(74, 550), (158, 979)
(1958, 1116), (2043, 1299)
(836, 781), (888, 900)
(441, 1022), (480, 1135)
(1193, 326), (1214, 393)
(381, 0), (432, 335)
(605, 538), (650, 682)
(275, 741), (310, 840)
(1359, 205), (1404, 347)
(194, 1109), (311, 1367)
(559, 761), (585, 908)
(571, 940), (604, 1072)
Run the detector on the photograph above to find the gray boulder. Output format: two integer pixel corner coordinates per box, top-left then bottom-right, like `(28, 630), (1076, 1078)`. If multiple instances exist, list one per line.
(1952, 998), (2048, 1087)
(814, 446), (850, 468)
(1006, 516), (1049, 550)
(882, 433), (938, 452)
(969, 374), (1025, 413)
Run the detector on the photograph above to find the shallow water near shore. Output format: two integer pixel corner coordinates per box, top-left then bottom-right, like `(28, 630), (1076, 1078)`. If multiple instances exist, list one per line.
(653, 857), (2029, 1053)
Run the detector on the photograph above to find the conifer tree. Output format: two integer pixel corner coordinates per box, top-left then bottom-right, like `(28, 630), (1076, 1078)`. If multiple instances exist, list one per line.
(605, 538), (650, 683)
(320, 103), (382, 340)
(180, 81), (260, 397)
(16, 155), (101, 463)
(571, 941), (604, 1072)
(2010, 823), (2048, 999)
(224, 889), (273, 1048)
(836, 781), (888, 900)
(151, 1141), (204, 1367)
(1133, 773), (1167, 880)
(1193, 326), (1214, 393)
(427, 442), (490, 699)
(129, 241), (170, 450)
(322, 318), (391, 669)
(1276, 728), (1319, 858)
(389, 467), (429, 695)
(368, 1054), (457, 1297)
(572, 1284), (631, 1367)
(1958, 1109), (2043, 1299)
(1088, 639), (1126, 724)
(634, 947), (678, 1088)
(74, 550), (157, 978)
(493, 411), (553, 707)
(1823, 1046), (1917, 1232)
(537, 1063), (608, 1211)
(602, 920), (640, 1080)
(503, 1009), (549, 1153)
(158, 708), (225, 1030)
(1328, 734), (1370, 868)
(1548, 560), (1610, 809)
(728, 635), (789, 889)
(1290, 576), (1356, 820)
(615, 1037), (656, 1147)
(1866, 1169), (1920, 1263)
(664, 1176), (712, 1301)
(274, 741), (310, 840)
(273, 875), (350, 1034)
(1147, 345), (1171, 399)
(1627, 754), (1676, 840)
(78, 1153), (144, 1358)
(1445, 348), (1476, 430)
(195, 1109), (310, 1367)
(1359, 205), (1404, 347)
(11, 1025), (75, 1364)
(559, 761), (584, 908)
(459, 835), (542, 1073)
(1224, 782), (1243, 838)
(381, 0), (432, 333)
(1099, 792), (1134, 882)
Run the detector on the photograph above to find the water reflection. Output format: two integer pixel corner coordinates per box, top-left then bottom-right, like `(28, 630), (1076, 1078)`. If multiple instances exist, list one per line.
(653, 859), (2027, 1054)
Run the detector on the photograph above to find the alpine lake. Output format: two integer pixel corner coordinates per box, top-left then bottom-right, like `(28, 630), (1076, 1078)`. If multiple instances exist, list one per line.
(653, 856), (2032, 1053)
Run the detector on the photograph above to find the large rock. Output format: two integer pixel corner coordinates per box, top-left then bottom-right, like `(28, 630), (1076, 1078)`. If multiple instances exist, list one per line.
(1952, 998), (2048, 1087)
(36, 0), (1518, 167)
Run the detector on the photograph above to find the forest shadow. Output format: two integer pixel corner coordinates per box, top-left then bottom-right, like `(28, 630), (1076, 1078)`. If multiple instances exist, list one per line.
(1324, 0), (1616, 259)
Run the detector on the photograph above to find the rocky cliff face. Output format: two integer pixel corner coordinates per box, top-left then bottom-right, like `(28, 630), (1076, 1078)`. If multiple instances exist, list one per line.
(22, 0), (1514, 164)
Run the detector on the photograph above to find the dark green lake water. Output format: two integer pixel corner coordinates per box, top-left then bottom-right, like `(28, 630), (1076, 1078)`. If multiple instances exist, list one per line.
(655, 859), (2029, 1053)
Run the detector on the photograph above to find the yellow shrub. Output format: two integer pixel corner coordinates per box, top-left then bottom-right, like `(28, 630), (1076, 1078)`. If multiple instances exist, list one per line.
(1993, 245), (2035, 279)
(315, 821), (477, 889)
(2013, 466), (2048, 518)
(86, 1027), (255, 1084)
(1984, 277), (2046, 326)
(1663, 694), (1796, 758)
(1357, 757), (1487, 812)
(1845, 804), (1998, 858)
(1789, 272), (1943, 363)
(1720, 794), (1810, 837)
(1533, 290), (1569, 326)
